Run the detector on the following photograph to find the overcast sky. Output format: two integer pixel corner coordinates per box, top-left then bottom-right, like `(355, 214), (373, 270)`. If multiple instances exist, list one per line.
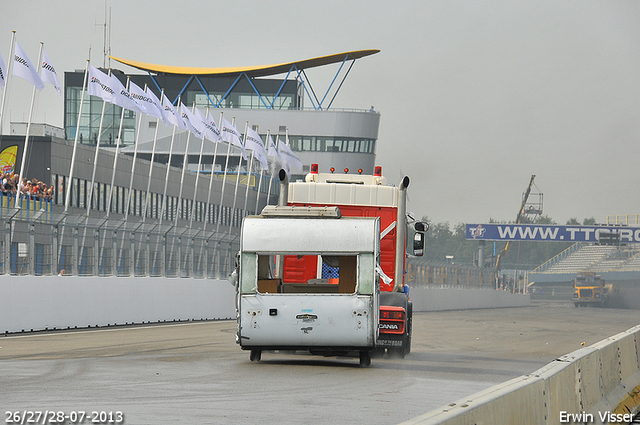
(2, 0), (640, 227)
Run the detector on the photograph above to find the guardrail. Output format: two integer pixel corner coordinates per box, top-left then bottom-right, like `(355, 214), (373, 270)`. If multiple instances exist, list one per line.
(401, 324), (640, 424)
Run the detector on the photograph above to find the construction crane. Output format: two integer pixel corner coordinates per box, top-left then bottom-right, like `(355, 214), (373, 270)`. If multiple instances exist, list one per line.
(495, 175), (540, 270)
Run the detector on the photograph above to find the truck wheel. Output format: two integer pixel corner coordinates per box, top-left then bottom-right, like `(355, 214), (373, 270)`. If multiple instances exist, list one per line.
(250, 349), (262, 362)
(359, 351), (371, 367)
(405, 302), (413, 356)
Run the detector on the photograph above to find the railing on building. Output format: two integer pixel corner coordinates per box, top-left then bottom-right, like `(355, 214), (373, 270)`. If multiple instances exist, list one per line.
(606, 214), (640, 225)
(0, 195), (238, 279)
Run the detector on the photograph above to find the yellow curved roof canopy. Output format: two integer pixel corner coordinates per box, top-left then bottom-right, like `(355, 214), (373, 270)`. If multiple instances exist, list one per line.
(109, 49), (380, 77)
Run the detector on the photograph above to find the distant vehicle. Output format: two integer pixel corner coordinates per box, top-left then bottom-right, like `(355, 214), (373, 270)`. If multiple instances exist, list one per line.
(573, 272), (618, 307)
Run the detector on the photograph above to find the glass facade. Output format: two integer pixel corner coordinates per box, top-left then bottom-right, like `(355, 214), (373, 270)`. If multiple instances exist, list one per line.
(65, 70), (301, 146)
(288, 136), (376, 154)
(65, 86), (137, 146)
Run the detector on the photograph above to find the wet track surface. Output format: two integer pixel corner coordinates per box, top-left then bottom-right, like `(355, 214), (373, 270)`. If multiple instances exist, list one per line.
(2, 302), (639, 425)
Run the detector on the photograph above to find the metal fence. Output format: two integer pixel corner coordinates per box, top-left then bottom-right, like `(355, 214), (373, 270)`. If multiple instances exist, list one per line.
(0, 198), (239, 279)
(406, 257), (497, 289)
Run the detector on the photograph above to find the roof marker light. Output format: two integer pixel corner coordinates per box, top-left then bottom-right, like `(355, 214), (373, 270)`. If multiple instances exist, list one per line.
(330, 167), (335, 173)
(358, 168), (363, 175)
(344, 168), (349, 174)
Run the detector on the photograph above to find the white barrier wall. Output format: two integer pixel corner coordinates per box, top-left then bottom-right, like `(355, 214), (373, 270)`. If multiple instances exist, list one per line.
(401, 325), (640, 425)
(0, 278), (528, 334)
(410, 286), (530, 311)
(0, 276), (237, 334)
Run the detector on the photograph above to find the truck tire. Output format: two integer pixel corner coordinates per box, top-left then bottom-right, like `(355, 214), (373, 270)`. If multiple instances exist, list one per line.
(359, 351), (371, 367)
(404, 301), (413, 356)
(250, 349), (262, 362)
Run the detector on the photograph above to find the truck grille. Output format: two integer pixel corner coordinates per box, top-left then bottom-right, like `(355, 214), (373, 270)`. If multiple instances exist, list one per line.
(580, 289), (593, 298)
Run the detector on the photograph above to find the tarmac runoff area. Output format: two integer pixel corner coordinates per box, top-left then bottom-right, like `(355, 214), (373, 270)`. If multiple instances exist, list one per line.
(1, 301), (639, 425)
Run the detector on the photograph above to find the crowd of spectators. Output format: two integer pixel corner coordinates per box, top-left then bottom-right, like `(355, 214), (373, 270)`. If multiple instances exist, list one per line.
(1, 173), (54, 201)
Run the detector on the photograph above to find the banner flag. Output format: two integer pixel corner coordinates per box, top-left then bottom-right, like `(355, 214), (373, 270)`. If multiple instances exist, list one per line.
(87, 65), (116, 103)
(145, 88), (169, 124)
(0, 52), (7, 89)
(13, 41), (44, 90)
(40, 49), (60, 95)
(180, 103), (204, 139)
(267, 135), (282, 161)
(194, 107), (221, 142)
(207, 112), (223, 142)
(245, 127), (269, 170)
(161, 95), (185, 129)
(129, 81), (163, 120)
(278, 140), (302, 176)
(221, 117), (247, 160)
(0, 145), (18, 174)
(109, 74), (147, 114)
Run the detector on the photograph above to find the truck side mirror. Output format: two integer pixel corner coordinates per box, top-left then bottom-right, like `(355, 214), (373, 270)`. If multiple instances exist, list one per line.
(407, 222), (427, 257)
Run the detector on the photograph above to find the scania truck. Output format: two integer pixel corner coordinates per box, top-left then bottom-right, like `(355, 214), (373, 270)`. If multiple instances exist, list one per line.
(233, 165), (426, 366)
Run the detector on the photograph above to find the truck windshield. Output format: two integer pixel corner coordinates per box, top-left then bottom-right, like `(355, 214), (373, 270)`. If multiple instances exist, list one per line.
(575, 277), (600, 287)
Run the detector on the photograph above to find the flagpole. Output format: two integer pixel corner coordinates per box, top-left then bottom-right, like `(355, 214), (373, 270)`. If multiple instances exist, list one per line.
(266, 133), (279, 205)
(65, 58), (90, 212)
(86, 69), (111, 216)
(14, 41), (43, 208)
(141, 88), (163, 222)
(242, 138), (254, 217)
(227, 121), (248, 239)
(188, 106), (209, 229)
(105, 76), (129, 216)
(204, 111), (223, 227)
(214, 117), (235, 237)
(158, 95), (181, 227)
(123, 90), (146, 221)
(0, 31), (16, 136)
(173, 102), (196, 229)
(254, 129), (269, 213)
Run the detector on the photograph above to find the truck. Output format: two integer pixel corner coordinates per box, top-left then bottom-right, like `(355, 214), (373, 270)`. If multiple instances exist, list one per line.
(573, 272), (618, 307)
(233, 165), (426, 366)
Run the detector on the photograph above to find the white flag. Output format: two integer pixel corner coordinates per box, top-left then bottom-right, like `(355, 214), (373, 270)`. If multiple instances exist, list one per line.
(129, 81), (162, 120)
(267, 135), (282, 161)
(245, 127), (268, 171)
(180, 103), (204, 139)
(194, 108), (222, 142)
(161, 95), (185, 129)
(87, 65), (116, 103)
(13, 41), (44, 91)
(145, 88), (168, 124)
(207, 112), (223, 142)
(220, 117), (247, 160)
(0, 53), (7, 89)
(278, 140), (303, 176)
(109, 74), (146, 114)
(40, 49), (60, 95)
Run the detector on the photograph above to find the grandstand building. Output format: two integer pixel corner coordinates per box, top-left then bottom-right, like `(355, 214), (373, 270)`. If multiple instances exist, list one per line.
(529, 238), (640, 308)
(0, 50), (381, 277)
(64, 50), (381, 179)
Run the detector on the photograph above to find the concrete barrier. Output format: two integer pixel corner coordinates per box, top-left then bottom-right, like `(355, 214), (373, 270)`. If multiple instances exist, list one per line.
(1, 278), (527, 334)
(410, 286), (530, 312)
(401, 328), (640, 425)
(0, 275), (236, 334)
